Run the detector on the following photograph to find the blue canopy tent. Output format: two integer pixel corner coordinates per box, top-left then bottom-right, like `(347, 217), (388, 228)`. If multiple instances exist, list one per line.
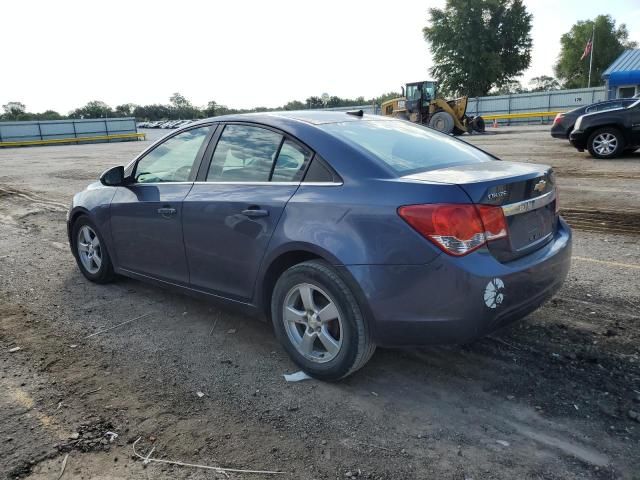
(602, 49), (640, 99)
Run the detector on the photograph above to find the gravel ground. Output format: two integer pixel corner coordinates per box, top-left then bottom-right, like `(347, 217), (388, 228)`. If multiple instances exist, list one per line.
(1, 126), (639, 479)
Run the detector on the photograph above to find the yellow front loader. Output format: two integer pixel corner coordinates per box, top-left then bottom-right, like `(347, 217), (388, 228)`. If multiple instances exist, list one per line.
(381, 80), (484, 135)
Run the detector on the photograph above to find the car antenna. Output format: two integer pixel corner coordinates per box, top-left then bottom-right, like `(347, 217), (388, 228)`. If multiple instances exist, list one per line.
(346, 109), (364, 117)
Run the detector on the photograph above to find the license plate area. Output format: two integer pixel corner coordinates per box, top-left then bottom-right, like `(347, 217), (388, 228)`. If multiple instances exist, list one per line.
(507, 203), (556, 252)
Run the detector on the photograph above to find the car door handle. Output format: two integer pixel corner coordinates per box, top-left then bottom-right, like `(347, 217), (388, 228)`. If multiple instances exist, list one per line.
(241, 208), (269, 218)
(157, 207), (177, 216)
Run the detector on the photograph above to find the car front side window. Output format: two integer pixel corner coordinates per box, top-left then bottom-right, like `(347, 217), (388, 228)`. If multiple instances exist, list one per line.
(135, 126), (211, 183)
(206, 124), (283, 182)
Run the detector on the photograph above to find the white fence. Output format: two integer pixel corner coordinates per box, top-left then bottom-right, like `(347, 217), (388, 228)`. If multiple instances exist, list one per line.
(466, 87), (607, 120)
(0, 118), (138, 144)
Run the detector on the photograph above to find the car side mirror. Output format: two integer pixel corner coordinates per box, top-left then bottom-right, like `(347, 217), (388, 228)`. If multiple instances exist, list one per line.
(100, 166), (125, 186)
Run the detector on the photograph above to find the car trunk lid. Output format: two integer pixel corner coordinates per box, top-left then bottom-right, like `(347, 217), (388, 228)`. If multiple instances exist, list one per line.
(403, 161), (558, 262)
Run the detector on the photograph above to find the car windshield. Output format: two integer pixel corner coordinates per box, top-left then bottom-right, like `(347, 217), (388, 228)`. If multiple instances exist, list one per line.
(321, 119), (492, 175)
(626, 99), (640, 109)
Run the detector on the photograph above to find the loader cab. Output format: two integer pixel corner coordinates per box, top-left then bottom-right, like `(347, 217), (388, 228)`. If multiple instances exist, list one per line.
(405, 81), (437, 113)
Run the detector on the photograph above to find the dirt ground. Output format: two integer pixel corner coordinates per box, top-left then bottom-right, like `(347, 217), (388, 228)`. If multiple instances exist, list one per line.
(1, 126), (639, 480)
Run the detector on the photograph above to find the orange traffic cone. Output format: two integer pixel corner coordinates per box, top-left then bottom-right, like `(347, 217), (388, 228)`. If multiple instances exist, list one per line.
(492, 118), (498, 128)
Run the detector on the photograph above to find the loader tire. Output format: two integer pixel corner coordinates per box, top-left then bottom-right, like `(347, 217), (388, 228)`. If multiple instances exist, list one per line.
(429, 111), (455, 134)
(471, 116), (486, 132)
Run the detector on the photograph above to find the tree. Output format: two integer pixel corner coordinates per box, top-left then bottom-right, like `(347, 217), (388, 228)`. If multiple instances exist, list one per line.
(2, 101), (27, 119)
(306, 96), (324, 109)
(529, 75), (560, 92)
(423, 0), (532, 97)
(168, 92), (201, 119)
(282, 100), (305, 111)
(37, 110), (64, 120)
(554, 15), (637, 89)
(69, 101), (113, 119)
(169, 92), (191, 109)
(377, 91), (402, 104)
(114, 103), (137, 117)
(133, 104), (172, 121)
(493, 80), (525, 95)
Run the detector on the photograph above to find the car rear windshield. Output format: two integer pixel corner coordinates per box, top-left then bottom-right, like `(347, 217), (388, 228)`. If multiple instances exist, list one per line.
(321, 119), (492, 175)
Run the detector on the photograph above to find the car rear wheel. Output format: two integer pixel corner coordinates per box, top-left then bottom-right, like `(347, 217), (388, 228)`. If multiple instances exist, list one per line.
(587, 127), (625, 159)
(72, 216), (114, 283)
(271, 260), (375, 380)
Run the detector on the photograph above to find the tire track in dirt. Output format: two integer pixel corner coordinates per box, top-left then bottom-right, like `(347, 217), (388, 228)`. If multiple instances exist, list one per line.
(560, 208), (640, 236)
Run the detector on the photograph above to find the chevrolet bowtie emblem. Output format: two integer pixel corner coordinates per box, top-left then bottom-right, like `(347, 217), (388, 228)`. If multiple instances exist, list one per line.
(533, 179), (546, 193)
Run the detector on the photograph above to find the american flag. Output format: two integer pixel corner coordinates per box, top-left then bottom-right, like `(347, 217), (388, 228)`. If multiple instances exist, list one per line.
(580, 37), (593, 61)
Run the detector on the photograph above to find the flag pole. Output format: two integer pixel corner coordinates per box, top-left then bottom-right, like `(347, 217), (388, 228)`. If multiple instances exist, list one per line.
(588, 23), (595, 88)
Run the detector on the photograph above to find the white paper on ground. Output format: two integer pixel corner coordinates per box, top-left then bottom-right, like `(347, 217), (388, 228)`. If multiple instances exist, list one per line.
(283, 371), (312, 382)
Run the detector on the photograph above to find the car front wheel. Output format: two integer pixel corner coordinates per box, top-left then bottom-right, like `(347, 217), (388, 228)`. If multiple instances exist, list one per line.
(72, 216), (115, 283)
(587, 127), (625, 159)
(271, 260), (375, 380)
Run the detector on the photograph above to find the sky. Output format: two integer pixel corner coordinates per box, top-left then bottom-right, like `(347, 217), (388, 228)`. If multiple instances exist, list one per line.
(1, 0), (639, 114)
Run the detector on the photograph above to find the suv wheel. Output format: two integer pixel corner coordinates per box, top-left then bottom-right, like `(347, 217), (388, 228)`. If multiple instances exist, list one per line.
(72, 216), (115, 283)
(587, 127), (625, 159)
(271, 260), (375, 380)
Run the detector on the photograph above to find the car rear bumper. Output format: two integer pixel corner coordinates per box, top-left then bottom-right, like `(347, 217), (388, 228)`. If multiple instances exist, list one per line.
(550, 125), (569, 139)
(344, 218), (572, 347)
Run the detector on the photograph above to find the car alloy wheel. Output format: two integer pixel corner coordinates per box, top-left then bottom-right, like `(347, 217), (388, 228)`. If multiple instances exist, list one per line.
(271, 260), (375, 380)
(592, 132), (618, 156)
(282, 283), (343, 363)
(77, 225), (102, 274)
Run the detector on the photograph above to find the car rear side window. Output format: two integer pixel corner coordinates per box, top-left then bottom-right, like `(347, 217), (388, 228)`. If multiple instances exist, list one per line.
(303, 155), (337, 183)
(321, 120), (491, 175)
(207, 124), (283, 182)
(135, 126), (211, 183)
(271, 139), (312, 182)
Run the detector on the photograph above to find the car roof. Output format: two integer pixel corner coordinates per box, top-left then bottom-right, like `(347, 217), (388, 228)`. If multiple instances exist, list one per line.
(190, 110), (394, 127)
(566, 98), (636, 115)
(184, 111), (399, 180)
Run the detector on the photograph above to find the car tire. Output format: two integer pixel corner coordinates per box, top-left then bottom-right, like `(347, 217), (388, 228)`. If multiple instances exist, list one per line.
(587, 127), (625, 159)
(271, 260), (375, 381)
(71, 215), (115, 284)
(429, 111), (455, 134)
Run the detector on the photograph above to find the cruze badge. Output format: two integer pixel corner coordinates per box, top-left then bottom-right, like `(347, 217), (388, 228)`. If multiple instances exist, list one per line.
(488, 190), (508, 200)
(533, 179), (546, 193)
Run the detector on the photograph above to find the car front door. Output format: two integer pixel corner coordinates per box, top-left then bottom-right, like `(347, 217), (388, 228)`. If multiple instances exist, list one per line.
(629, 104), (640, 145)
(182, 123), (311, 301)
(110, 125), (214, 284)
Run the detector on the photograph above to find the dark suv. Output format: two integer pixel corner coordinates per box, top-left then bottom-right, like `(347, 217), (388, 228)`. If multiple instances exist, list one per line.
(551, 99), (636, 139)
(569, 99), (640, 158)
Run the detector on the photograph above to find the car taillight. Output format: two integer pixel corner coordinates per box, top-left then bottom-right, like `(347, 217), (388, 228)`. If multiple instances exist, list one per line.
(553, 113), (564, 125)
(397, 204), (508, 256)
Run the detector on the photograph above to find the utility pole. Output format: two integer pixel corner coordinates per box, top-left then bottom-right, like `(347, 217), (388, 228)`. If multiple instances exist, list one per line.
(588, 23), (595, 88)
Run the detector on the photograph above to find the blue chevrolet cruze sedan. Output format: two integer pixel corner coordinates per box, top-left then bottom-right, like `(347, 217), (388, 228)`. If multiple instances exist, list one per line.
(68, 111), (572, 380)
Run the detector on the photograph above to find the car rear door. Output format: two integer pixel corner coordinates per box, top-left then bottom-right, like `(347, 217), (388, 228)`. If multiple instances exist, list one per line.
(109, 125), (214, 284)
(182, 123), (312, 301)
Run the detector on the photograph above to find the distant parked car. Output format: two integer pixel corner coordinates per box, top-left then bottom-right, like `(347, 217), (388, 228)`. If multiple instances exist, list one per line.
(67, 111), (571, 380)
(551, 98), (636, 139)
(570, 99), (640, 158)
